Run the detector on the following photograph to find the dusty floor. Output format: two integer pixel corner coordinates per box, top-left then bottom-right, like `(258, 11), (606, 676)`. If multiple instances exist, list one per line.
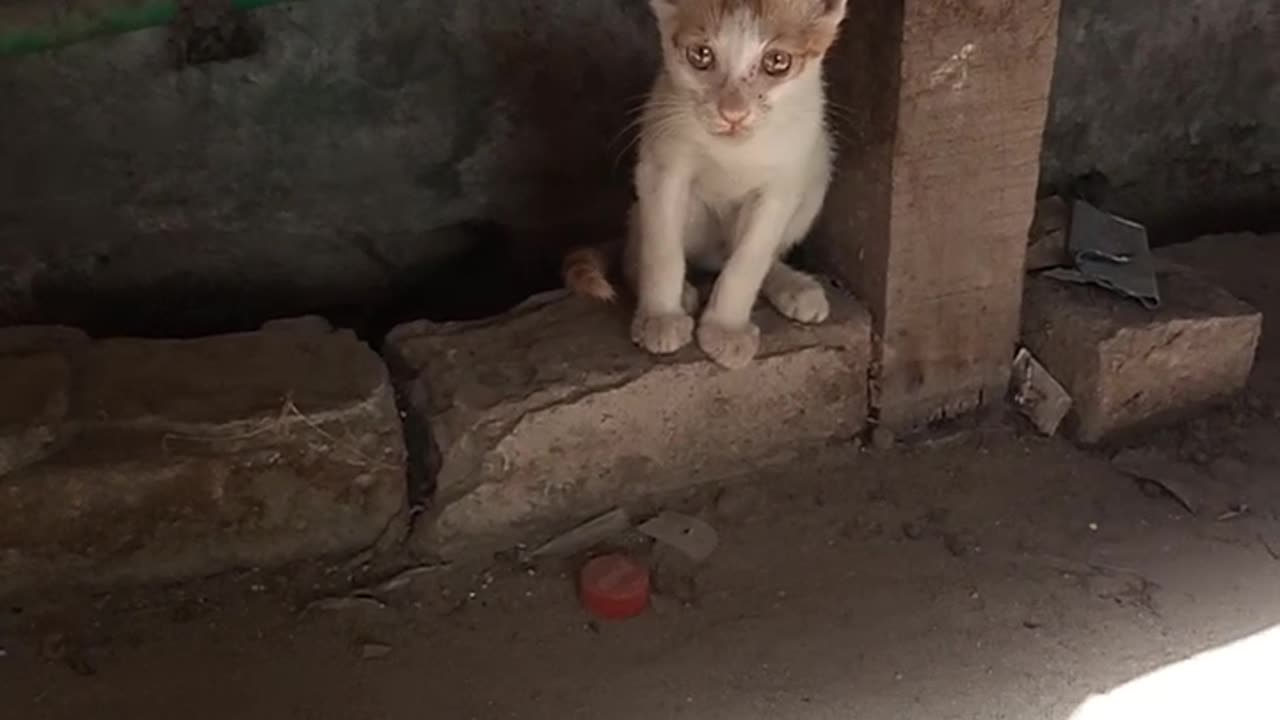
(3, 411), (1280, 719)
(2, 234), (1279, 719)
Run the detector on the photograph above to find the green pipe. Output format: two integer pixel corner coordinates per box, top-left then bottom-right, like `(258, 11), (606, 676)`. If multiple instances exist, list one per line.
(0, 0), (293, 58)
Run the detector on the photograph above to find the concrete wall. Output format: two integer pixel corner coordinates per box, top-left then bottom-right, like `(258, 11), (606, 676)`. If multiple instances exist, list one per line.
(0, 0), (660, 334)
(0, 0), (1276, 333)
(1042, 0), (1279, 238)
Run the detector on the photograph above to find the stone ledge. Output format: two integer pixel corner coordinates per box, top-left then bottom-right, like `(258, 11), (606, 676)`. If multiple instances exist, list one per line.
(0, 322), (407, 597)
(387, 288), (872, 556)
(1022, 261), (1262, 444)
(0, 351), (71, 477)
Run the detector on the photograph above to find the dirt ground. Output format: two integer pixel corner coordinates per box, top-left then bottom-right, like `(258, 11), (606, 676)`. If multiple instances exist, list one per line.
(2, 234), (1279, 719)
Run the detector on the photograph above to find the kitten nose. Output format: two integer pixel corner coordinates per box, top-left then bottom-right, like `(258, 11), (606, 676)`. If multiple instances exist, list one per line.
(717, 88), (751, 125)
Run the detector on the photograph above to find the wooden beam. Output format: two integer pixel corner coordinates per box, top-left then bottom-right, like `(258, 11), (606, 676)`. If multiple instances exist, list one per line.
(819, 0), (1061, 431)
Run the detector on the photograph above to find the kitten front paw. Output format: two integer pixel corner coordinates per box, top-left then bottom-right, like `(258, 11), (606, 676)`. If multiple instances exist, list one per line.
(767, 279), (829, 324)
(631, 311), (695, 355)
(697, 320), (760, 370)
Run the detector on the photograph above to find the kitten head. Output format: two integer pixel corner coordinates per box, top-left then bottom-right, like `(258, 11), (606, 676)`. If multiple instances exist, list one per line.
(650, 0), (847, 140)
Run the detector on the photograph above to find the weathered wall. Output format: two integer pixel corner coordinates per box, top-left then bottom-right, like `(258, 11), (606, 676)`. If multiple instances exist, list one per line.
(1042, 0), (1279, 238)
(0, 0), (659, 334)
(0, 0), (1276, 333)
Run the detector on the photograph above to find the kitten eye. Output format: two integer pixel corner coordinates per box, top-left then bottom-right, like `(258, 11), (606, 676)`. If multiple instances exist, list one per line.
(686, 44), (715, 71)
(762, 50), (793, 76)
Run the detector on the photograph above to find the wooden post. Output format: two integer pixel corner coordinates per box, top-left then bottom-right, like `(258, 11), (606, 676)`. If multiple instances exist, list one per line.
(819, 0), (1061, 431)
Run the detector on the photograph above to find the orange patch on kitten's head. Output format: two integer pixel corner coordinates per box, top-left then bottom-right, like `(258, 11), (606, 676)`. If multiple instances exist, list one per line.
(649, 0), (847, 139)
(653, 0), (847, 58)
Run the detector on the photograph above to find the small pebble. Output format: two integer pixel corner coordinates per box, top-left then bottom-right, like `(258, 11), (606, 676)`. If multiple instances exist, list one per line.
(943, 532), (972, 557)
(901, 521), (925, 540)
(871, 426), (896, 451)
(360, 643), (393, 660)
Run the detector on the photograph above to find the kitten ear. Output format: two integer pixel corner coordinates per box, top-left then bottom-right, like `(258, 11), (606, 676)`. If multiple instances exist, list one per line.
(818, 0), (848, 29)
(649, 0), (678, 23)
(807, 0), (848, 55)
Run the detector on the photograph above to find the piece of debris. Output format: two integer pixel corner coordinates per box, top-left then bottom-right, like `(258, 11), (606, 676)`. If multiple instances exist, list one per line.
(1010, 348), (1073, 435)
(871, 425), (896, 451)
(530, 508), (631, 560)
(40, 633), (66, 662)
(1026, 195), (1070, 271)
(1259, 530), (1280, 561)
(1042, 200), (1161, 309)
(304, 563), (450, 612)
(943, 531), (977, 558)
(1216, 504), (1250, 522)
(305, 594), (387, 613)
(579, 554), (650, 621)
(40, 633), (94, 676)
(638, 512), (719, 563)
(369, 564), (449, 594)
(901, 509), (953, 544)
(1112, 448), (1203, 515)
(359, 642), (393, 660)
(844, 515), (884, 541)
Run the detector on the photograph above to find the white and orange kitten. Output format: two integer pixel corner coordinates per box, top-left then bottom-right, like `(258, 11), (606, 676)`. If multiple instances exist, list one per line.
(564, 0), (847, 368)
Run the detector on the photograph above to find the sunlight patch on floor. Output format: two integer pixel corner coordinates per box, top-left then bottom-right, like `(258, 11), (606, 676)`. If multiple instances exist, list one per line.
(1070, 624), (1280, 720)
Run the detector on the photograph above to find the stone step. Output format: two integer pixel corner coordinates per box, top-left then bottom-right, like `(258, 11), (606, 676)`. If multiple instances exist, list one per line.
(386, 289), (872, 557)
(1022, 259), (1262, 444)
(0, 323), (406, 597)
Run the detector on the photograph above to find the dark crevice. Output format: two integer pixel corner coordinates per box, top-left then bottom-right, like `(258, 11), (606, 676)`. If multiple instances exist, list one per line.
(1145, 202), (1280, 247)
(1041, 172), (1280, 248)
(381, 342), (436, 520)
(344, 221), (564, 343)
(1, 220), (564, 342)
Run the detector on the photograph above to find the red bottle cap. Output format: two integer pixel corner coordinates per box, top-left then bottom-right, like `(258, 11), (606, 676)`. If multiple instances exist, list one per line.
(579, 554), (650, 620)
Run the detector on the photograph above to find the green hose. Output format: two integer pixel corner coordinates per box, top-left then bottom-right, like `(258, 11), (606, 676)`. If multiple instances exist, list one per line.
(0, 0), (293, 57)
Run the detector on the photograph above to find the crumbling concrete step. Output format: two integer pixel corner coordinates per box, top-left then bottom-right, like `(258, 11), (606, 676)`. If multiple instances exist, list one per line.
(1158, 233), (1280, 407)
(387, 289), (872, 556)
(0, 322), (406, 597)
(1022, 261), (1262, 444)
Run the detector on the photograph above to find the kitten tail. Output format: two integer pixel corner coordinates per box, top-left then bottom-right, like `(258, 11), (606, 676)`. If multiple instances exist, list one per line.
(562, 246), (617, 302)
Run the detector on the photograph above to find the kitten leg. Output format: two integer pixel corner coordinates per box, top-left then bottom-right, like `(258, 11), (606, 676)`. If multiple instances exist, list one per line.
(675, 210), (728, 316)
(622, 210), (702, 316)
(764, 155), (831, 324)
(763, 262), (829, 324)
(698, 192), (798, 369)
(629, 159), (695, 355)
